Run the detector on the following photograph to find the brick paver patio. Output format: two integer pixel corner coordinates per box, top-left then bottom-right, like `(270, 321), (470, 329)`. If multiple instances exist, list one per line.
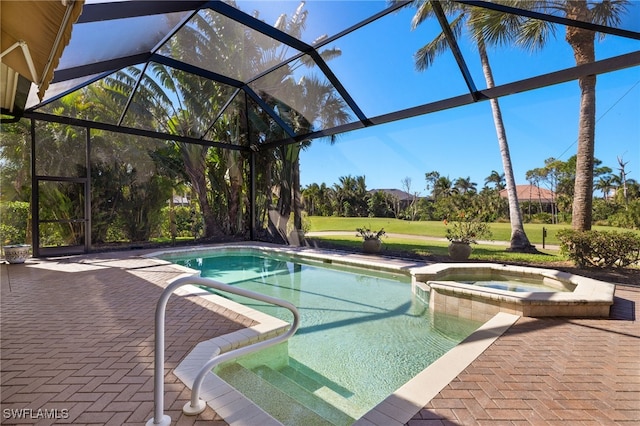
(1, 250), (638, 425)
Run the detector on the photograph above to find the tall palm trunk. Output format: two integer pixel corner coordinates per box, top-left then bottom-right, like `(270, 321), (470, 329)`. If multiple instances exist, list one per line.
(292, 154), (303, 230)
(478, 38), (535, 252)
(226, 153), (244, 235)
(566, 1), (596, 231)
(275, 143), (300, 239)
(180, 144), (222, 238)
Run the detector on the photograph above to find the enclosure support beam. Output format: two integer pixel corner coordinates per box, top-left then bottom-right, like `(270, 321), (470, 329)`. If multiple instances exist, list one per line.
(30, 119), (39, 257)
(249, 147), (256, 241)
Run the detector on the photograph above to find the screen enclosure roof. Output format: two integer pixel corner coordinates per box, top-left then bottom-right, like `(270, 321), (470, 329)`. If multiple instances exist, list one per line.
(12, 0), (640, 153)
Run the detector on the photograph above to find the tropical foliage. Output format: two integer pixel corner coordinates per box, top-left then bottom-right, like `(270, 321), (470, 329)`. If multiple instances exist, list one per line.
(0, 1), (635, 263)
(355, 226), (386, 241)
(444, 211), (492, 245)
(557, 229), (640, 268)
(301, 155), (639, 231)
(0, 2), (350, 249)
(401, 0), (534, 252)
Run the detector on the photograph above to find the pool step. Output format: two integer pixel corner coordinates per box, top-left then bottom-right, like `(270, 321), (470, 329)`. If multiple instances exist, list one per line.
(217, 363), (354, 426)
(284, 357), (353, 398)
(252, 365), (356, 426)
(277, 364), (362, 418)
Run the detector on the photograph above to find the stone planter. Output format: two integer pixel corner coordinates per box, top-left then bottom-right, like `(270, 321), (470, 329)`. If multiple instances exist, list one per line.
(362, 238), (382, 254)
(3, 244), (31, 264)
(448, 242), (472, 261)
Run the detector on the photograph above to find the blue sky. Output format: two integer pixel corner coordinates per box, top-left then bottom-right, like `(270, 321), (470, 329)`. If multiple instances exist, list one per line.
(265, 0), (640, 194)
(300, 66), (639, 193)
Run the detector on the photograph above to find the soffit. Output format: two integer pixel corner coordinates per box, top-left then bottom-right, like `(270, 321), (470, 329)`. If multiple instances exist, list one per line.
(1, 0), (85, 114)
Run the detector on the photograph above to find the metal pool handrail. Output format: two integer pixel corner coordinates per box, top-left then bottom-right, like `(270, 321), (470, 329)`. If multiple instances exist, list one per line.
(146, 275), (300, 426)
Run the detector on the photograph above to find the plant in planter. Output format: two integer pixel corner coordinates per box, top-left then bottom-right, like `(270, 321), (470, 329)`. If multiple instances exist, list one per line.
(356, 226), (386, 253)
(1, 201), (31, 264)
(444, 211), (491, 261)
(2, 243), (31, 264)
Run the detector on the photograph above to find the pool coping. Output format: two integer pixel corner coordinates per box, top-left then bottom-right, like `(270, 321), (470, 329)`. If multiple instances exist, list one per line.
(145, 244), (520, 425)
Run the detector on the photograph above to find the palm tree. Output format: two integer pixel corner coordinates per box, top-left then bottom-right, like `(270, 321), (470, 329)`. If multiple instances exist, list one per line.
(616, 155), (631, 204)
(484, 0), (629, 229)
(433, 176), (456, 200)
(595, 175), (614, 201)
(425, 170), (441, 198)
(484, 170), (505, 190)
(333, 175), (369, 217)
(254, 2), (350, 240)
(454, 176), (477, 194)
(559, 0), (629, 229)
(108, 64), (227, 238)
(403, 0), (535, 251)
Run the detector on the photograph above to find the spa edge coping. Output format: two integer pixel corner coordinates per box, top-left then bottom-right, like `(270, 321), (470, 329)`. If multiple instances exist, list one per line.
(410, 262), (616, 306)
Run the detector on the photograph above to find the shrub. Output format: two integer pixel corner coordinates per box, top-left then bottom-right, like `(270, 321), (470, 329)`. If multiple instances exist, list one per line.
(444, 210), (492, 245)
(609, 199), (640, 230)
(530, 212), (553, 224)
(557, 229), (640, 268)
(0, 201), (30, 245)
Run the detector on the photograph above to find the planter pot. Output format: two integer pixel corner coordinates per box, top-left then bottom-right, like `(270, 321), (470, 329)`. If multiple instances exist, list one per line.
(448, 242), (472, 261)
(3, 244), (31, 264)
(362, 239), (382, 254)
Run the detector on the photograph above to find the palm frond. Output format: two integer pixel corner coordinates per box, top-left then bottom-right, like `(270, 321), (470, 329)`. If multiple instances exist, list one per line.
(516, 18), (556, 51)
(411, 0), (433, 29)
(590, 0), (629, 40)
(415, 30), (449, 71)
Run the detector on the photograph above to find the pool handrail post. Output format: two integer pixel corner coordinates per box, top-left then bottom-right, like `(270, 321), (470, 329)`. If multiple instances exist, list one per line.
(146, 278), (183, 426)
(186, 299), (300, 412)
(146, 275), (300, 424)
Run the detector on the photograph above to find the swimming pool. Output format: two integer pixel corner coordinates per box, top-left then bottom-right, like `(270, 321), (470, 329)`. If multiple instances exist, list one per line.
(163, 248), (482, 425)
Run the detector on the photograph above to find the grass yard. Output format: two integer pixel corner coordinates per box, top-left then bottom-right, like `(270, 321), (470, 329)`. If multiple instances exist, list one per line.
(307, 234), (565, 265)
(306, 216), (636, 246)
(304, 216), (640, 270)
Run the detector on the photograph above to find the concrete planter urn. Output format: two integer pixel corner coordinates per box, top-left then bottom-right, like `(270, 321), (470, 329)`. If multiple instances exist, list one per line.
(448, 242), (472, 261)
(362, 238), (382, 254)
(3, 244), (31, 264)
(356, 226), (385, 254)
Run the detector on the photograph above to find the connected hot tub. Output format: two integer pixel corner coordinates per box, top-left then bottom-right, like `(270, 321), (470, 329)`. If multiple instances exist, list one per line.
(411, 263), (616, 321)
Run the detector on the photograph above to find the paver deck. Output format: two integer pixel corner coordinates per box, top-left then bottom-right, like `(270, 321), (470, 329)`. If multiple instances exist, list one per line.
(1, 249), (638, 425)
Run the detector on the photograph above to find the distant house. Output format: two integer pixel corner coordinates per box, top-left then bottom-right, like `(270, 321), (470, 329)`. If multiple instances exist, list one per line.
(170, 195), (191, 207)
(500, 185), (556, 214)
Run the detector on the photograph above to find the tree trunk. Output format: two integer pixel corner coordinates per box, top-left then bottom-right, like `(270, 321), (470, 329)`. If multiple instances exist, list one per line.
(293, 153), (303, 232)
(180, 144), (222, 238)
(275, 143), (302, 242)
(566, 1), (596, 231)
(478, 38), (535, 252)
(226, 150), (244, 235)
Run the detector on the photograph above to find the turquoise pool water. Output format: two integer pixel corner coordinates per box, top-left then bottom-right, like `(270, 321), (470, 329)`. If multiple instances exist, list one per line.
(168, 250), (481, 425)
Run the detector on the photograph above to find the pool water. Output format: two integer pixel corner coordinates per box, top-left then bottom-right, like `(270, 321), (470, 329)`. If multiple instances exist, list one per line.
(452, 273), (573, 293)
(172, 251), (481, 425)
(461, 280), (566, 292)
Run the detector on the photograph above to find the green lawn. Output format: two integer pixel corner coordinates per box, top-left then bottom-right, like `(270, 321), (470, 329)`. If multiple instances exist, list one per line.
(304, 216), (640, 266)
(306, 216), (634, 246)
(311, 234), (565, 265)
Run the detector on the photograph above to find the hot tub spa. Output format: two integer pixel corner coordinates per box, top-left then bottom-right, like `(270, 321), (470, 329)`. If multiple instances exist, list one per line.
(411, 263), (616, 321)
